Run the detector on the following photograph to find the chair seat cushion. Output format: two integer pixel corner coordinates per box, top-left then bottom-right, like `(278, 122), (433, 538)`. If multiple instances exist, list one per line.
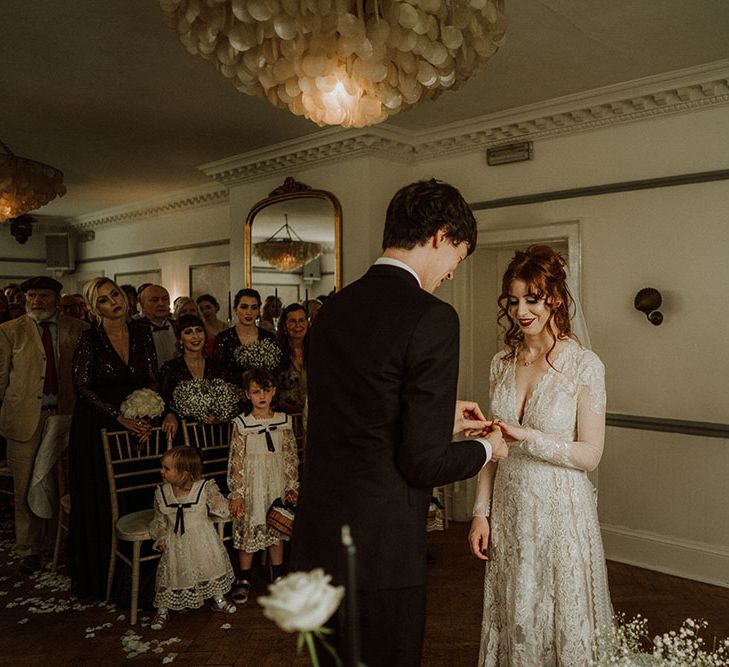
(116, 509), (154, 541)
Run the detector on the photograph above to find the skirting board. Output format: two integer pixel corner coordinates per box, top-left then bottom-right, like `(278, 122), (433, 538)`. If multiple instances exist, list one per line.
(601, 523), (729, 589)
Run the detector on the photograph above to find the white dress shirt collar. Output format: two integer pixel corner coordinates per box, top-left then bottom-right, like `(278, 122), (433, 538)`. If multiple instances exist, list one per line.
(374, 257), (422, 288)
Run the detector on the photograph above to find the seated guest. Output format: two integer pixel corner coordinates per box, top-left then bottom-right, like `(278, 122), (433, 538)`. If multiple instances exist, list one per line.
(0, 276), (88, 573)
(3, 283), (25, 306)
(120, 284), (140, 318)
(159, 315), (228, 437)
(172, 296), (201, 321)
(196, 294), (227, 356)
(139, 284), (176, 368)
(212, 289), (276, 386)
(259, 295), (282, 334)
(6, 304), (25, 320)
(68, 277), (159, 599)
(276, 303), (308, 414)
(60, 293), (86, 320)
(0, 292), (9, 324)
(304, 298), (322, 323)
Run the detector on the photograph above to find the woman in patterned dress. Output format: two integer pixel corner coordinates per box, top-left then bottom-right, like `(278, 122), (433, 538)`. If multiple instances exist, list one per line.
(469, 246), (613, 666)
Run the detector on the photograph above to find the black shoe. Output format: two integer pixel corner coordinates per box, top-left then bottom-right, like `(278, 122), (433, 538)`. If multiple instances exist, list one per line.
(19, 554), (42, 575)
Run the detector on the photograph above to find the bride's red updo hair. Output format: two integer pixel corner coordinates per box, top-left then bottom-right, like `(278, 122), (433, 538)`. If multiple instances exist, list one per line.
(497, 245), (575, 364)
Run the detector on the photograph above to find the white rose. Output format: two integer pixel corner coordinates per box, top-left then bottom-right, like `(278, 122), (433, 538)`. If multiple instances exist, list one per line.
(258, 569), (344, 633)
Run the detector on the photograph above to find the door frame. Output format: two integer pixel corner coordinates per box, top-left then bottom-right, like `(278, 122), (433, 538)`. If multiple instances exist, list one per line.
(454, 220), (583, 400)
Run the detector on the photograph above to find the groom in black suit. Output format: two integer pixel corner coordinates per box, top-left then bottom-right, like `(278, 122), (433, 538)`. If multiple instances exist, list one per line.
(292, 179), (507, 667)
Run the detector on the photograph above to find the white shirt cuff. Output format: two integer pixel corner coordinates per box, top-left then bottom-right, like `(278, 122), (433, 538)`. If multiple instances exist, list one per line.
(474, 438), (492, 467)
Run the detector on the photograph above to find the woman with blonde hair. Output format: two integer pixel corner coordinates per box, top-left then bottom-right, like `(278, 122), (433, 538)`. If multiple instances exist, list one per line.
(68, 276), (161, 599)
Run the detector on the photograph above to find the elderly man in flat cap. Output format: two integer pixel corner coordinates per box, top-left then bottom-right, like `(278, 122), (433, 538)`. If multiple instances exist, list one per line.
(0, 276), (88, 573)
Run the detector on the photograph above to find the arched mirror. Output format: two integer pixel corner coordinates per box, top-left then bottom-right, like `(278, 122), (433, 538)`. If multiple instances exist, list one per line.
(245, 177), (342, 310)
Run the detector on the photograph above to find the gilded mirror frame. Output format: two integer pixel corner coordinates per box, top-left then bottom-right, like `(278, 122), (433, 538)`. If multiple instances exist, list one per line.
(244, 177), (342, 292)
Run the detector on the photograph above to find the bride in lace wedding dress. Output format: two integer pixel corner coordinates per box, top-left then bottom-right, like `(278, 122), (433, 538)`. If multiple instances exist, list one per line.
(469, 246), (613, 666)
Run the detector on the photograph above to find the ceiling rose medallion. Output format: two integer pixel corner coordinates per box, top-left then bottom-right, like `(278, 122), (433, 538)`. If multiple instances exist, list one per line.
(160, 0), (506, 128)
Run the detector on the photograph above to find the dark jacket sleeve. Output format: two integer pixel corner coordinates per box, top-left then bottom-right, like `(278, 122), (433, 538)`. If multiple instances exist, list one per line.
(395, 300), (486, 488)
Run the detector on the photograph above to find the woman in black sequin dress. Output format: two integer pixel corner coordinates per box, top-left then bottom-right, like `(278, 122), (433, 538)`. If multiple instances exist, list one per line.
(212, 288), (276, 386)
(68, 277), (159, 599)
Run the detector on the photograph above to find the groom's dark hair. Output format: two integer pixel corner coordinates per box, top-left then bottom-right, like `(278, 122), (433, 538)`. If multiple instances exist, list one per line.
(382, 179), (477, 255)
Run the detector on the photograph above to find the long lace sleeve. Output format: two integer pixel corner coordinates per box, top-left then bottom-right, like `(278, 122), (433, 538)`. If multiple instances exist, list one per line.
(72, 331), (120, 418)
(227, 424), (246, 500)
(281, 427), (299, 496)
(520, 351), (606, 472)
(148, 488), (168, 549)
(472, 463), (497, 517)
(204, 479), (230, 519)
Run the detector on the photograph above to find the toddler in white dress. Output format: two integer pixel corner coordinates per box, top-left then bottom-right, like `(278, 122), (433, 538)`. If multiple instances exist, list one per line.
(149, 446), (235, 630)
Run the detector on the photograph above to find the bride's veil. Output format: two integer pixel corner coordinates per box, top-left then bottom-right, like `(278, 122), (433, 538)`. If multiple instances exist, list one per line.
(567, 273), (591, 350)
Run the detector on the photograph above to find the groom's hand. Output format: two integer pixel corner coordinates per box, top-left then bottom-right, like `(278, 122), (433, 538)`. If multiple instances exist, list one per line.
(454, 400), (490, 436)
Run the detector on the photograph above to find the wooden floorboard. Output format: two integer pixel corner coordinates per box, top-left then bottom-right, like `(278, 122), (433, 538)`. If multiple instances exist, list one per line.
(0, 514), (727, 666)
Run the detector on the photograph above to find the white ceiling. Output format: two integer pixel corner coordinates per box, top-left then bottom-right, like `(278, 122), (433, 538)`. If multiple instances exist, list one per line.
(2, 0), (729, 222)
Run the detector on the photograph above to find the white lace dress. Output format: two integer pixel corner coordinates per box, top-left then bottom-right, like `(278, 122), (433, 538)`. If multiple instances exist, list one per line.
(149, 479), (234, 610)
(474, 340), (613, 666)
(228, 412), (299, 552)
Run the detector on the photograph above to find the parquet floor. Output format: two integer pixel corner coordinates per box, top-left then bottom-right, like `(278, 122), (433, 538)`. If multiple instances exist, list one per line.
(0, 516), (727, 666)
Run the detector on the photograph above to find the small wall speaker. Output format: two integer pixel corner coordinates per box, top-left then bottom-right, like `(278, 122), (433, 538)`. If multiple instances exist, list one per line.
(45, 233), (75, 271)
(303, 257), (321, 282)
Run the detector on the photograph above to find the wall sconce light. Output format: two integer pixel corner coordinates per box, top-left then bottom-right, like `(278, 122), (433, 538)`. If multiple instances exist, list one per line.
(634, 287), (663, 325)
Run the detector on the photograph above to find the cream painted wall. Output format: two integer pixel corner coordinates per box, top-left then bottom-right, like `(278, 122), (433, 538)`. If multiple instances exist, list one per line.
(412, 105), (729, 586)
(68, 202), (230, 300)
(51, 97), (729, 587)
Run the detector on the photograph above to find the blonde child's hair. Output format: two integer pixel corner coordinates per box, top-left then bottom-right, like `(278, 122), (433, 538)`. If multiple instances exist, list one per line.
(162, 446), (203, 483)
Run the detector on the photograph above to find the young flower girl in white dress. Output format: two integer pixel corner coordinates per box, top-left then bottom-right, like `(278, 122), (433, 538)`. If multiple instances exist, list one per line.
(149, 446), (236, 630)
(228, 368), (299, 605)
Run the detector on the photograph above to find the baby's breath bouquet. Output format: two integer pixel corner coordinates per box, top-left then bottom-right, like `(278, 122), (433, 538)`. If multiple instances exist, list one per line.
(596, 614), (729, 666)
(207, 378), (241, 420)
(120, 388), (165, 420)
(173, 378), (240, 421)
(234, 338), (282, 371)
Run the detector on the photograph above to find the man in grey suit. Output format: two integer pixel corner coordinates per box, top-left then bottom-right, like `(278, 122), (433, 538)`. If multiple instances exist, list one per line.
(292, 180), (507, 666)
(0, 276), (88, 573)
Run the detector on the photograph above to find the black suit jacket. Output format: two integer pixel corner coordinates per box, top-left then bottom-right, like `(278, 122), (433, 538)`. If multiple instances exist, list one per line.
(291, 264), (486, 590)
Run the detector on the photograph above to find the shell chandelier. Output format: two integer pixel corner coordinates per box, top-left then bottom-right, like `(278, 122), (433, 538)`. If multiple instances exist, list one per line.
(0, 140), (66, 223)
(160, 0), (507, 128)
(253, 215), (323, 271)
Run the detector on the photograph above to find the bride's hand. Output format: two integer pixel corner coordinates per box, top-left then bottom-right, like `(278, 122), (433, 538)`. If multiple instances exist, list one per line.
(468, 516), (491, 560)
(493, 419), (529, 443)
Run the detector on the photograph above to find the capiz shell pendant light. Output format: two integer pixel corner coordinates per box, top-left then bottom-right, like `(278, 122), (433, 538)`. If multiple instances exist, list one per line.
(160, 0), (506, 128)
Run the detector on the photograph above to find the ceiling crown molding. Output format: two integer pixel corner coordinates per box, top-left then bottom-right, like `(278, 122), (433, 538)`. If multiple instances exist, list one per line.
(199, 127), (416, 187)
(70, 185), (229, 231)
(200, 60), (729, 184)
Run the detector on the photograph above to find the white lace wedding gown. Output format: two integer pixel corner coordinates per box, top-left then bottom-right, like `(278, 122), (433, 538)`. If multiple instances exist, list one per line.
(474, 339), (613, 666)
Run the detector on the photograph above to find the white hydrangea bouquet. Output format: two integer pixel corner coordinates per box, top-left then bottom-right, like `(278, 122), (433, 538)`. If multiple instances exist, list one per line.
(120, 388), (165, 420)
(234, 338), (282, 371)
(172, 378), (240, 421)
(259, 569), (344, 667)
(596, 614), (729, 666)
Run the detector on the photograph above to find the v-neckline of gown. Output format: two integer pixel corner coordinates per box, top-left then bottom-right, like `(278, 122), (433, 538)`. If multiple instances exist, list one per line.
(101, 324), (132, 368)
(511, 342), (571, 424)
